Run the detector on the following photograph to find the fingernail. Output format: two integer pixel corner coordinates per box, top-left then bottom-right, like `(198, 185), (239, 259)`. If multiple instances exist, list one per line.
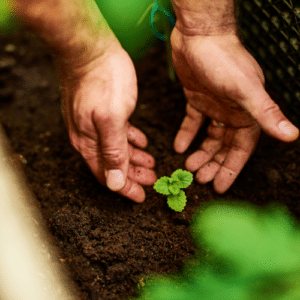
(175, 141), (187, 154)
(105, 169), (125, 191)
(278, 121), (299, 137)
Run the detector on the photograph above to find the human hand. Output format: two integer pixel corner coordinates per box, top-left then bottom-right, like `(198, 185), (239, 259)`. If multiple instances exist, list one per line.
(56, 40), (157, 203)
(171, 28), (299, 194)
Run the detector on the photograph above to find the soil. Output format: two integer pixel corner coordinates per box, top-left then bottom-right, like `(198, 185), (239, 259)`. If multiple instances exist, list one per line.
(0, 28), (299, 300)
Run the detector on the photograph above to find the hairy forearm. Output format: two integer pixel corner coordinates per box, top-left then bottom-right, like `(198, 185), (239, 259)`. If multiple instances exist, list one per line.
(10, 0), (117, 68)
(171, 0), (238, 35)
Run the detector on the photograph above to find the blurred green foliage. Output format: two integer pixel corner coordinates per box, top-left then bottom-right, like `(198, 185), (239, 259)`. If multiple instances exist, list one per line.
(129, 200), (300, 300)
(94, 0), (174, 62)
(0, 0), (176, 79)
(0, 0), (20, 33)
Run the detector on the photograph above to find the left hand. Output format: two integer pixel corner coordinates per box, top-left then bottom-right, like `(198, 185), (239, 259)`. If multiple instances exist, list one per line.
(170, 27), (299, 194)
(56, 39), (157, 203)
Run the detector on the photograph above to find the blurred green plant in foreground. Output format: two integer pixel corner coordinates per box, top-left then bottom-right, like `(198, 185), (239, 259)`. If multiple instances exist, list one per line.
(0, 1), (20, 33)
(129, 200), (300, 300)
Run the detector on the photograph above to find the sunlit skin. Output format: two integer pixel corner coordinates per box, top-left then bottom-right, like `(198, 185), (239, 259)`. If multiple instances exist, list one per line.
(11, 0), (157, 203)
(10, 0), (300, 202)
(171, 19), (299, 194)
(58, 41), (157, 203)
(169, 0), (299, 194)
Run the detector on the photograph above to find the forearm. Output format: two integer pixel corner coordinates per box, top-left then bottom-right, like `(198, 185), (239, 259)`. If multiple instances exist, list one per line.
(171, 0), (238, 35)
(10, 0), (118, 68)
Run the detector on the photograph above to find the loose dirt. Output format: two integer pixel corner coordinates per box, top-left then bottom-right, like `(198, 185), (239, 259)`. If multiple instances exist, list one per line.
(0, 28), (299, 300)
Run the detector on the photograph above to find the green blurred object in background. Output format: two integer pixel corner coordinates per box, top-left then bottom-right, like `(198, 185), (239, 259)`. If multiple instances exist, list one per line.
(0, 0), (20, 33)
(94, 0), (174, 62)
(0, 0), (176, 79)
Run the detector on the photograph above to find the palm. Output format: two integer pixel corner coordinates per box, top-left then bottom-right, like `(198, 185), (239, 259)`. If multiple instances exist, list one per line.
(58, 46), (157, 202)
(171, 32), (264, 193)
(179, 89), (261, 194)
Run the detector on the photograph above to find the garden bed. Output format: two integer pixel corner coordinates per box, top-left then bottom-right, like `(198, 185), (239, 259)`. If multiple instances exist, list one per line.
(0, 28), (299, 300)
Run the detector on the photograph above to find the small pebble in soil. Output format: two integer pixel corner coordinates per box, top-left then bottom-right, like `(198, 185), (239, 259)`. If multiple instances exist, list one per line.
(39, 131), (52, 138)
(266, 168), (282, 185)
(0, 56), (16, 70)
(40, 80), (49, 88)
(18, 47), (26, 56)
(4, 44), (16, 53)
(288, 163), (296, 170)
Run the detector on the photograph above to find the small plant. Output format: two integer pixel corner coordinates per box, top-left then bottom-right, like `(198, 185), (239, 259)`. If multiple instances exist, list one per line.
(153, 169), (193, 212)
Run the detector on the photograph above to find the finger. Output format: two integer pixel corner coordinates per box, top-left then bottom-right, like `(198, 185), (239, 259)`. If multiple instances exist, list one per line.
(72, 134), (149, 203)
(127, 123), (148, 149)
(89, 159), (147, 203)
(213, 148), (250, 194)
(82, 147), (150, 203)
(128, 144), (155, 169)
(127, 164), (157, 186)
(194, 146), (228, 184)
(82, 150), (148, 203)
(238, 84), (299, 142)
(213, 126), (261, 194)
(185, 137), (223, 172)
(117, 178), (146, 203)
(92, 110), (129, 192)
(174, 103), (205, 154)
(195, 161), (220, 183)
(245, 51), (265, 85)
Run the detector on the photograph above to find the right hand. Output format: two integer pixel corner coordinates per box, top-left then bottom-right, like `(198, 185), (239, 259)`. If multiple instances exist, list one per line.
(56, 40), (157, 203)
(170, 27), (299, 194)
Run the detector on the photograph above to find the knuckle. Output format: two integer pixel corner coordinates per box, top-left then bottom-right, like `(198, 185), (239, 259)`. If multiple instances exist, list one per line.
(170, 27), (183, 53)
(127, 100), (136, 114)
(73, 105), (96, 135)
(261, 99), (281, 116)
(69, 131), (80, 151)
(102, 148), (127, 168)
(80, 149), (97, 162)
(69, 132), (98, 161)
(93, 107), (126, 125)
(186, 103), (202, 121)
(249, 96), (279, 120)
(93, 108), (111, 123)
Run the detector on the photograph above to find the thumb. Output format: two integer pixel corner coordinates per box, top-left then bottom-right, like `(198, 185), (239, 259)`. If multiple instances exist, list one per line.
(241, 88), (299, 143)
(93, 112), (129, 192)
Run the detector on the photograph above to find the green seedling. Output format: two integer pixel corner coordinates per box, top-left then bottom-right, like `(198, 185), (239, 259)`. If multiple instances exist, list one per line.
(153, 169), (193, 212)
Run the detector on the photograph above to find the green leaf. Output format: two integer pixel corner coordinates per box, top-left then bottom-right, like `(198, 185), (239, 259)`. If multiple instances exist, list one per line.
(169, 177), (178, 184)
(169, 183), (181, 195)
(167, 190), (187, 212)
(153, 176), (170, 195)
(171, 169), (193, 189)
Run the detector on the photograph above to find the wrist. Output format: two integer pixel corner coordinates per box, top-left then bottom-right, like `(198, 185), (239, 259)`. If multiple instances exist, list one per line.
(11, 0), (118, 68)
(171, 0), (237, 36)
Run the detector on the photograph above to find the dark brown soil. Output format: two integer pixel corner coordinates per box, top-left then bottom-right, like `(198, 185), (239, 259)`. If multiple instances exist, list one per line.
(0, 28), (299, 300)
